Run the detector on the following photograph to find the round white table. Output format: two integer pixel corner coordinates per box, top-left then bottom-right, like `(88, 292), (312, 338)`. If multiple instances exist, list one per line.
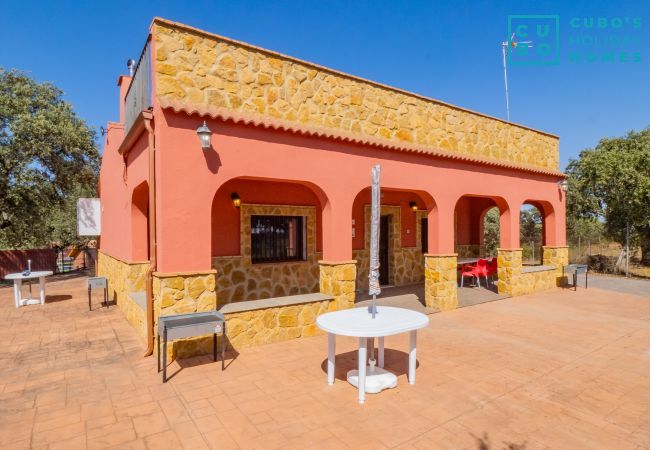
(5, 271), (53, 308)
(316, 306), (429, 403)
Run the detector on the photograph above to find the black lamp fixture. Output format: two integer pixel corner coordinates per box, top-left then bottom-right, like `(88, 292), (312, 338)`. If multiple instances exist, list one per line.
(196, 121), (212, 150)
(557, 179), (568, 192)
(231, 192), (241, 208)
(409, 201), (418, 212)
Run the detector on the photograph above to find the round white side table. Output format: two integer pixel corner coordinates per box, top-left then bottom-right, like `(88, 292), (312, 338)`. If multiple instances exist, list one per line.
(5, 271), (54, 308)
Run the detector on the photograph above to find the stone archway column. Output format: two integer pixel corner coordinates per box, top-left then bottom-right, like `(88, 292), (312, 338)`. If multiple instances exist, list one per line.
(497, 248), (523, 296)
(423, 201), (458, 311)
(542, 246), (569, 286)
(319, 260), (357, 310)
(496, 200), (522, 296)
(424, 254), (458, 311)
(319, 196), (356, 310)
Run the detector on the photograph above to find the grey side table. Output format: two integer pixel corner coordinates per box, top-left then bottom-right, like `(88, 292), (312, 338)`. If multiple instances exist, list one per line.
(157, 311), (226, 382)
(88, 277), (108, 310)
(563, 264), (588, 291)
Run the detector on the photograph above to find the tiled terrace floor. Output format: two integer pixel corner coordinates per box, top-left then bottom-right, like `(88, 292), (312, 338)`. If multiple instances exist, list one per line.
(1, 275), (650, 449)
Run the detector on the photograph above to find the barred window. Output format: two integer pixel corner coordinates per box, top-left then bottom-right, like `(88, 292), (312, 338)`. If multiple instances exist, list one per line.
(251, 215), (305, 263)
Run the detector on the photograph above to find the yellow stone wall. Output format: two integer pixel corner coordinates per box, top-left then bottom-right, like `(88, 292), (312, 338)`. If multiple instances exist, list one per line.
(225, 299), (332, 349)
(154, 271), (218, 360)
(543, 246), (569, 287)
(354, 207), (425, 290)
(153, 21), (559, 171)
(498, 247), (568, 297)
(319, 262), (356, 310)
(97, 251), (149, 339)
(424, 255), (458, 310)
(497, 249), (522, 296)
(211, 204), (320, 304)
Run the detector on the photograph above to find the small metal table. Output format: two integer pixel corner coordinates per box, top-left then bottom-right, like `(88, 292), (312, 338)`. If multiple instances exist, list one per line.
(563, 264), (588, 290)
(87, 277), (109, 310)
(157, 311), (226, 382)
(5, 271), (54, 308)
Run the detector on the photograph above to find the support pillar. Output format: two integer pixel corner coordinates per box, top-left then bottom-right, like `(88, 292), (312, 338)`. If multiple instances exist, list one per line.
(543, 246), (569, 286)
(424, 254), (458, 311)
(153, 270), (218, 360)
(319, 260), (356, 310)
(497, 249), (523, 296)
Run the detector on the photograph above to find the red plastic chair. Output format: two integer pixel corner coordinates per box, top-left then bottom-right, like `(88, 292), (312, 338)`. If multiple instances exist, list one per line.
(460, 258), (489, 288)
(486, 257), (498, 282)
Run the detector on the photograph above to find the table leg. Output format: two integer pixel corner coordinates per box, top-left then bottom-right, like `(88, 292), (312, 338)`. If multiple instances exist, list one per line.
(327, 333), (336, 385)
(378, 336), (384, 368)
(39, 277), (45, 305)
(162, 328), (168, 383)
(358, 337), (367, 404)
(409, 330), (417, 385)
(221, 322), (226, 371)
(88, 286), (92, 311)
(13, 280), (21, 308)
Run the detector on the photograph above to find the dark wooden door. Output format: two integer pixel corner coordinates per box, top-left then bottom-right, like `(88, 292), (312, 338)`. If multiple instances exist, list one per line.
(379, 215), (390, 285)
(421, 218), (428, 253)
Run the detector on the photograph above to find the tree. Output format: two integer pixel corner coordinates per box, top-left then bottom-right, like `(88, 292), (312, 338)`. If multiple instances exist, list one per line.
(566, 128), (650, 264)
(0, 68), (99, 249)
(483, 207), (500, 256)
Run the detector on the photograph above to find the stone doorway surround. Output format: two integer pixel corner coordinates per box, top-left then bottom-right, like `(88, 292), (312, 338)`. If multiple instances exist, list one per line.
(354, 205), (426, 292)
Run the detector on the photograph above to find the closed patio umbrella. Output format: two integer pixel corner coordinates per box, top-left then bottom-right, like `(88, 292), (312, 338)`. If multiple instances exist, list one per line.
(368, 164), (381, 318)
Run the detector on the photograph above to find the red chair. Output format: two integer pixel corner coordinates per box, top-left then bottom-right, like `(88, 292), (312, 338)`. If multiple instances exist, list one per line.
(460, 258), (489, 288)
(486, 257), (498, 283)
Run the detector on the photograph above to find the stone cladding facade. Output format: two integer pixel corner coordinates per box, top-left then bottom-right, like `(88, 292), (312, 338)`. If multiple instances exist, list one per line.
(96, 251), (149, 338)
(153, 20), (559, 171)
(211, 204), (320, 304)
(424, 254), (458, 311)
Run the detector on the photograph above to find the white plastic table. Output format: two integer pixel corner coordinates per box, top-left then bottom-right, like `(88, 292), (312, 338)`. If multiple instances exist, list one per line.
(5, 271), (53, 308)
(316, 306), (429, 403)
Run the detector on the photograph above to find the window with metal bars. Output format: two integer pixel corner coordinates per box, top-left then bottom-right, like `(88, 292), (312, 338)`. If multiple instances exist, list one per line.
(251, 215), (305, 263)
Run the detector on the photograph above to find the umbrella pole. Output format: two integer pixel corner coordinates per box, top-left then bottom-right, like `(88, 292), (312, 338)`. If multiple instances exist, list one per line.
(371, 294), (377, 318)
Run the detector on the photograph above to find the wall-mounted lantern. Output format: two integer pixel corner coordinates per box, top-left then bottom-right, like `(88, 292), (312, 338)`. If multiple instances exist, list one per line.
(409, 201), (418, 212)
(196, 121), (212, 150)
(557, 179), (568, 192)
(231, 192), (241, 208)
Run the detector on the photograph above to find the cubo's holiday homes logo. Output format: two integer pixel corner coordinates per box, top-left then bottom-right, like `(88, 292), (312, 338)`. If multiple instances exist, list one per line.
(507, 15), (642, 65)
(508, 15), (560, 65)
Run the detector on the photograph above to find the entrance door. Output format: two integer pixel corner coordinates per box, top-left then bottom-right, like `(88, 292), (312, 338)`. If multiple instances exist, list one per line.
(379, 215), (390, 285)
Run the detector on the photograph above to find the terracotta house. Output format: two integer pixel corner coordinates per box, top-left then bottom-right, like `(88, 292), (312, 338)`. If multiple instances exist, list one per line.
(98, 18), (568, 357)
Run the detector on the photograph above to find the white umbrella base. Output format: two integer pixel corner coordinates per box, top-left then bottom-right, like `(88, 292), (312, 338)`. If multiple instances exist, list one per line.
(347, 367), (398, 394)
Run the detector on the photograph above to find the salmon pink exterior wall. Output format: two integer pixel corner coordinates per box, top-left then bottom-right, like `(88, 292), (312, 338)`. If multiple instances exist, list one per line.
(352, 189), (426, 250)
(99, 124), (151, 263)
(145, 111), (565, 273)
(211, 179), (324, 256)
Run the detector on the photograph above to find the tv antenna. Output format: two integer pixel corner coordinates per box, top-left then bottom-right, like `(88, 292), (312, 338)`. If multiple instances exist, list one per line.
(501, 33), (532, 122)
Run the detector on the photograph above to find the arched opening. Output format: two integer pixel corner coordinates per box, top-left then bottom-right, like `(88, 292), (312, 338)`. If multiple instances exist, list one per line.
(210, 177), (326, 303)
(131, 181), (149, 261)
(351, 187), (433, 292)
(480, 206), (501, 257)
(521, 200), (555, 266)
(454, 195), (507, 258)
(454, 195), (510, 296)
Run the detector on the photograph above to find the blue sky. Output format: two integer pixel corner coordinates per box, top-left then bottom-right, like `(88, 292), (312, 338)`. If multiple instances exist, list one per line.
(1, 0), (648, 169)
